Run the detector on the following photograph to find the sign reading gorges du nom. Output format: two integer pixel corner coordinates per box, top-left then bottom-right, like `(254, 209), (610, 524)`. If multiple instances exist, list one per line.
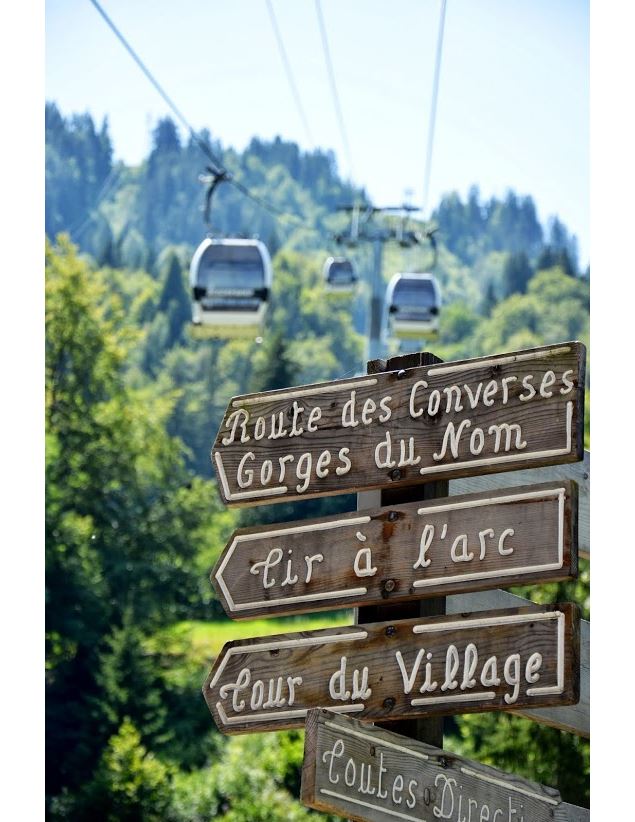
(212, 480), (578, 619)
(212, 342), (586, 506)
(301, 710), (589, 822)
(203, 604), (579, 734)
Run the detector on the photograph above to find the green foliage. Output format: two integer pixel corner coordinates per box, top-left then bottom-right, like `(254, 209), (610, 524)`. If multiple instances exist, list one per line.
(95, 612), (170, 749)
(158, 253), (191, 347)
(45, 102), (113, 243)
(433, 186), (543, 265)
(453, 714), (589, 806)
(438, 301), (480, 345)
(45, 237), (222, 802)
(502, 251), (534, 296)
(86, 718), (173, 822)
(250, 329), (300, 393)
(168, 732), (322, 822)
(432, 266), (589, 363)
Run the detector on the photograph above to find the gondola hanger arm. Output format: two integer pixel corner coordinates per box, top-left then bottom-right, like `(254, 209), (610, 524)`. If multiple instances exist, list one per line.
(201, 168), (232, 230)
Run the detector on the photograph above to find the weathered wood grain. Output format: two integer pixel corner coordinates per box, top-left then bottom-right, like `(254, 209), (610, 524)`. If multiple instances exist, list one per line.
(356, 349), (448, 749)
(450, 451), (589, 559)
(446, 590), (589, 737)
(202, 603), (579, 735)
(301, 709), (589, 822)
(212, 341), (586, 506)
(212, 480), (578, 619)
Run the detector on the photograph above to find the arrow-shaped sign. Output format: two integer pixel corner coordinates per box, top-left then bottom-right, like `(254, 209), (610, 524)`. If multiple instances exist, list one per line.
(212, 342), (585, 507)
(212, 480), (578, 619)
(203, 604), (579, 734)
(301, 709), (589, 822)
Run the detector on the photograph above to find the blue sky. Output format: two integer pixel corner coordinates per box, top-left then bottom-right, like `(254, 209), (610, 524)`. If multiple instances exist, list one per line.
(46, 0), (589, 263)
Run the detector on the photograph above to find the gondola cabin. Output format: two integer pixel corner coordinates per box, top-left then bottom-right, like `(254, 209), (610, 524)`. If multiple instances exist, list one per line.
(189, 238), (272, 338)
(385, 272), (442, 340)
(323, 257), (358, 295)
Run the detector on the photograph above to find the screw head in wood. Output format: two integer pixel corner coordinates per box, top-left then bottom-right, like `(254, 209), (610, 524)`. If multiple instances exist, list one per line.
(385, 625), (397, 636)
(384, 579), (396, 593)
(389, 468), (402, 480)
(383, 697), (396, 710)
(396, 369), (407, 379)
(388, 510), (398, 522)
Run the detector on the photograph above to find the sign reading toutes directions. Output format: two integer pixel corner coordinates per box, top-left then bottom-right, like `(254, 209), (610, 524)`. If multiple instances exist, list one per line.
(213, 481), (578, 619)
(212, 342), (585, 507)
(203, 604), (579, 734)
(301, 710), (589, 822)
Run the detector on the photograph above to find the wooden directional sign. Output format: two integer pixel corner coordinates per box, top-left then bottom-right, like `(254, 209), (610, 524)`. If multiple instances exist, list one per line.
(212, 480), (578, 619)
(301, 709), (589, 822)
(202, 603), (579, 734)
(212, 341), (585, 507)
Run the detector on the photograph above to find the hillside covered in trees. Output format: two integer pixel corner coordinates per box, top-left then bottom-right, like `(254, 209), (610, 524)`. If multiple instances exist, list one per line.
(45, 102), (589, 820)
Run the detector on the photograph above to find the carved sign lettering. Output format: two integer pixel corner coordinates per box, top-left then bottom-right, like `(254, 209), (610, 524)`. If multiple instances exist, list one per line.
(212, 342), (585, 506)
(213, 481), (578, 619)
(202, 604), (579, 734)
(301, 709), (589, 822)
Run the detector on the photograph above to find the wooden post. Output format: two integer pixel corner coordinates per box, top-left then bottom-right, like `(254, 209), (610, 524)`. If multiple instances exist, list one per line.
(356, 350), (447, 747)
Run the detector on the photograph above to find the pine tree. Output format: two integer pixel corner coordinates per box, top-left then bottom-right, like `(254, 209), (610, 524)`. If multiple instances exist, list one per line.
(94, 611), (170, 749)
(249, 329), (299, 393)
(502, 251), (533, 296)
(481, 279), (498, 315)
(81, 718), (173, 822)
(158, 252), (190, 347)
(536, 245), (577, 278)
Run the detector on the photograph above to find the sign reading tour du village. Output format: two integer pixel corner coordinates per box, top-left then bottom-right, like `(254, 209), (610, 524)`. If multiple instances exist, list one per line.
(203, 604), (579, 734)
(212, 342), (585, 506)
(301, 710), (589, 822)
(212, 480), (578, 619)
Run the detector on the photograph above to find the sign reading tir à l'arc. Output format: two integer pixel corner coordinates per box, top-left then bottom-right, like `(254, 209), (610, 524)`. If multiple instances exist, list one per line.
(212, 480), (578, 619)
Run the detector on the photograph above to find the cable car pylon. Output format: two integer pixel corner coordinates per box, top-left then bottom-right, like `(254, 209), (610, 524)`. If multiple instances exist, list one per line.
(328, 204), (439, 362)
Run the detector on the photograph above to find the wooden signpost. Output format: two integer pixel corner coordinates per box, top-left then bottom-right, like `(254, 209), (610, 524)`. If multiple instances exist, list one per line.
(203, 603), (579, 734)
(201, 340), (589, 815)
(212, 341), (585, 507)
(212, 480), (578, 619)
(301, 709), (589, 822)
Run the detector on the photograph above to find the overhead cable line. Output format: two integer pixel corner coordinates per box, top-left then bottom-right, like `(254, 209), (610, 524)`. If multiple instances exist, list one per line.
(265, 0), (315, 147)
(88, 0), (301, 225)
(421, 0), (448, 218)
(69, 165), (122, 239)
(87, 0), (223, 172)
(314, 0), (355, 180)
